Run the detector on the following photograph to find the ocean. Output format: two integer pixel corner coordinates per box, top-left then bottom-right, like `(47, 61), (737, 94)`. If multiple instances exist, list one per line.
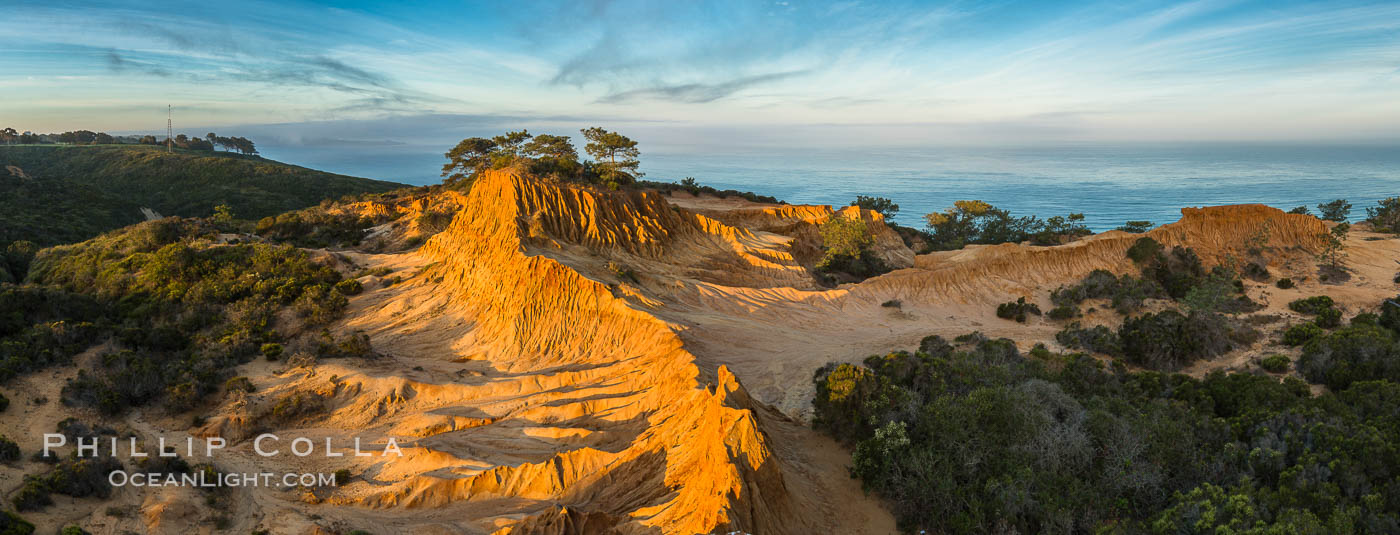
(257, 142), (1399, 232)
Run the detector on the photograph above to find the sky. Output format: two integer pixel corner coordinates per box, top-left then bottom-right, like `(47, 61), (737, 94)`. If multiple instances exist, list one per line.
(2, 0), (1400, 150)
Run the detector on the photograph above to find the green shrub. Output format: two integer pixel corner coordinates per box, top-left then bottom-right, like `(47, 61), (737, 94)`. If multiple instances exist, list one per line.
(135, 453), (190, 476)
(1142, 246), (1206, 299)
(13, 455), (123, 511)
(1260, 354), (1290, 373)
(994, 297), (1041, 323)
(1047, 304), (1078, 320)
(1315, 306), (1342, 328)
(1241, 261), (1269, 281)
(268, 392), (327, 424)
(1297, 325), (1400, 390)
(1183, 272), (1257, 314)
(918, 335), (953, 357)
(294, 284), (348, 325)
(334, 279), (363, 295)
(641, 178), (781, 204)
(261, 343), (284, 361)
(60, 526), (87, 535)
(1116, 220), (1153, 233)
(812, 362), (885, 444)
(0, 435), (19, 461)
(0, 511), (34, 535)
(1126, 236), (1163, 263)
(0, 286), (109, 382)
(333, 468), (352, 486)
(1055, 322), (1121, 355)
(1275, 277), (1294, 289)
(816, 216), (890, 280)
(1050, 269), (1162, 315)
(850, 196), (899, 219)
(11, 480), (50, 511)
(1118, 310), (1232, 370)
(809, 330), (1400, 534)
(1289, 295), (1336, 315)
(1382, 294), (1400, 334)
(224, 376), (254, 393)
(13, 219), (344, 414)
(1317, 199), (1351, 222)
(921, 200), (1089, 251)
(1283, 323), (1326, 346)
(1366, 196), (1400, 233)
(0, 392), (7, 412)
(1050, 269), (1119, 305)
(255, 208), (380, 248)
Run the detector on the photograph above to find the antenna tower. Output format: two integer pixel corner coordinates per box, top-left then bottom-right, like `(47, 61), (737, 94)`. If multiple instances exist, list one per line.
(166, 105), (173, 153)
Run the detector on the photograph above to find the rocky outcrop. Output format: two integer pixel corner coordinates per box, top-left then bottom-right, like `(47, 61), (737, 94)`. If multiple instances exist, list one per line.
(341, 170), (803, 534)
(863, 204), (1328, 304)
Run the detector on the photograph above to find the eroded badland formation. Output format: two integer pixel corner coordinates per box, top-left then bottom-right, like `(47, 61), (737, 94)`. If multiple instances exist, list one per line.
(4, 169), (1398, 534)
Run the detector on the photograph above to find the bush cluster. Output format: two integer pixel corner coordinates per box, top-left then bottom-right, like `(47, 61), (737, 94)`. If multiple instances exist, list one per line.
(1260, 354), (1291, 373)
(815, 216), (890, 281)
(3, 217), (354, 414)
(921, 200), (1092, 251)
(1125, 236), (1163, 263)
(256, 209), (383, 248)
(1050, 269), (1160, 315)
(1283, 323), (1327, 346)
(1057, 310), (1240, 371)
(1115, 220), (1154, 233)
(643, 177), (782, 204)
(0, 285), (108, 381)
(1297, 317), (1400, 390)
(1366, 197), (1400, 233)
(0, 144), (402, 249)
(812, 333), (1400, 534)
(1289, 295), (1336, 315)
(0, 511), (34, 535)
(0, 435), (19, 462)
(994, 297), (1041, 323)
(12, 455), (123, 511)
(1119, 310), (1234, 370)
(1055, 322), (1120, 355)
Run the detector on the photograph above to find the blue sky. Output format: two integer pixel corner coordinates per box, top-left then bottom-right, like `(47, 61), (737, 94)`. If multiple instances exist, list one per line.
(2, 0), (1399, 148)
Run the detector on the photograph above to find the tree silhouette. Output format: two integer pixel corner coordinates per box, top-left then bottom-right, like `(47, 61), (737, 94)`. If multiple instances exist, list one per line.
(580, 127), (641, 189)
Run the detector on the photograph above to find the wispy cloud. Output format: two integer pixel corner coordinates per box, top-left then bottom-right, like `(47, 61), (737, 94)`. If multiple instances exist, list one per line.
(106, 51), (172, 77)
(2, 0), (1399, 143)
(596, 70), (809, 104)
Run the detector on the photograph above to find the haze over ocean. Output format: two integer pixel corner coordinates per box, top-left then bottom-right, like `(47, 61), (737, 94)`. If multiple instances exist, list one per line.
(258, 141), (1398, 231)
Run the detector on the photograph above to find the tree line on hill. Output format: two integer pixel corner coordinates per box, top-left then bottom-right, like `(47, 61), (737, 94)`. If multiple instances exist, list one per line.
(441, 127), (640, 189)
(0, 127), (257, 155)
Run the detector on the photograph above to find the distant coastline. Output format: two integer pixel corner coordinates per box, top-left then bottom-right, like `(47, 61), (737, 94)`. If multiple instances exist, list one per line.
(258, 141), (1399, 231)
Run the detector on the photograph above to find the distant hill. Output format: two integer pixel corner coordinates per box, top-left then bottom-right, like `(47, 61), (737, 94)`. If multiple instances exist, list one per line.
(0, 144), (406, 246)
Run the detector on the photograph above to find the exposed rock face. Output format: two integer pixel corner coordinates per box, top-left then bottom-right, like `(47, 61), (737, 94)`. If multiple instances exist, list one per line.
(342, 170), (810, 533)
(881, 203), (1328, 304)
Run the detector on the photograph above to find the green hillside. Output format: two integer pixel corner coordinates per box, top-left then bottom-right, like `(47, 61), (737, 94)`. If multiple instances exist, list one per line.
(0, 144), (406, 246)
